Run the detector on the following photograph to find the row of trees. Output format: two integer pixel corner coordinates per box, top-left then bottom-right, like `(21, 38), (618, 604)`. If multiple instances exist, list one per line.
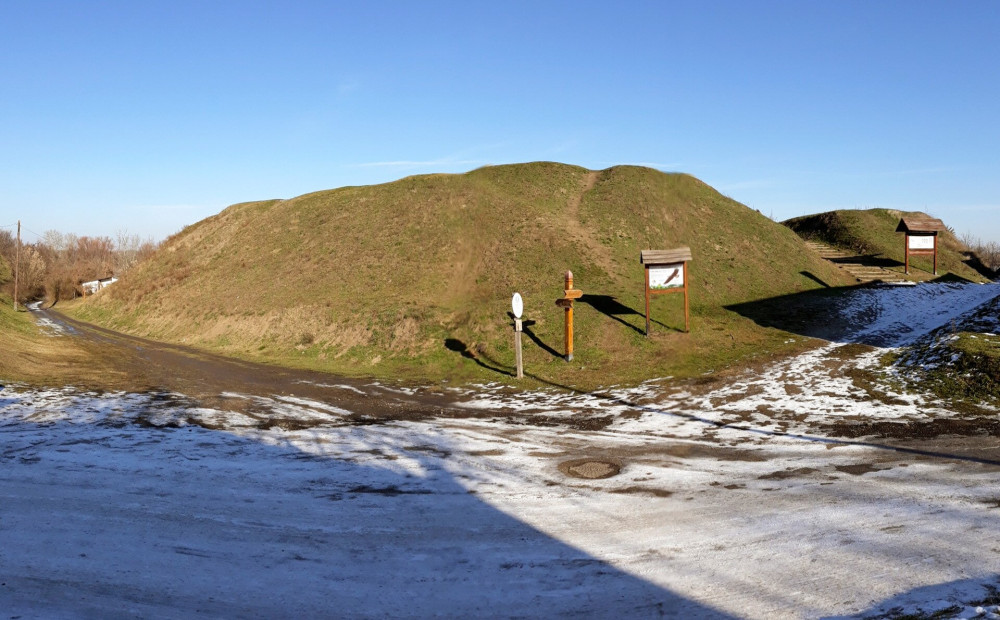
(0, 229), (158, 305)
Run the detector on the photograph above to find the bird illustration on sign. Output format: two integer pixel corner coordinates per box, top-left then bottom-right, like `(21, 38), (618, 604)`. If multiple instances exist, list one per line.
(649, 264), (684, 290)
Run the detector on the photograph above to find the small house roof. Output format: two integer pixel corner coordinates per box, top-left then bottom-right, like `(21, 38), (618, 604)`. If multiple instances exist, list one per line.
(896, 216), (945, 234)
(640, 247), (692, 265)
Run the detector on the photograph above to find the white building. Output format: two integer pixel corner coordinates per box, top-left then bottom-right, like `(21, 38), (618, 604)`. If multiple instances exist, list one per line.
(81, 276), (118, 295)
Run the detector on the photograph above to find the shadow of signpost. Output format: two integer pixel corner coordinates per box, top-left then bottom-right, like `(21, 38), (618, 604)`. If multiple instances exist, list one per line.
(501, 312), (562, 359)
(800, 271), (831, 288)
(578, 294), (673, 334)
(521, 320), (563, 359)
(444, 338), (515, 377)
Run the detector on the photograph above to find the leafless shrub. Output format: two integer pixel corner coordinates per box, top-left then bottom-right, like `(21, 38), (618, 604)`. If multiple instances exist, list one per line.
(958, 232), (1000, 275)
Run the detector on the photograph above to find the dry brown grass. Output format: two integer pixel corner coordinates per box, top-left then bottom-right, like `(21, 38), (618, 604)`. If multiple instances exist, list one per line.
(0, 301), (128, 388)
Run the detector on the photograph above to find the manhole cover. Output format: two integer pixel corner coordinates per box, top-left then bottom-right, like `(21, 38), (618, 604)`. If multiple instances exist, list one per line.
(558, 458), (622, 479)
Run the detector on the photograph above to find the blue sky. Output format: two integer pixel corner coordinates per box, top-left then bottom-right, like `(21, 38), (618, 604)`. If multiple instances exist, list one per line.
(2, 1), (999, 244)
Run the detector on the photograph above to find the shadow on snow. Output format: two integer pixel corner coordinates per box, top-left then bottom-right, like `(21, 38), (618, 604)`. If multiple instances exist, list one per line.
(0, 393), (735, 618)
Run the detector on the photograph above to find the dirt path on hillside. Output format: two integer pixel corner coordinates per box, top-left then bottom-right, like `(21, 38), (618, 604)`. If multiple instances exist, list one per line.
(562, 170), (621, 277)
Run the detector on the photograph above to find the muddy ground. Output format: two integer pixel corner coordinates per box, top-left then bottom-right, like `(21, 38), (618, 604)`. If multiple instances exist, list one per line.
(25, 305), (1000, 476)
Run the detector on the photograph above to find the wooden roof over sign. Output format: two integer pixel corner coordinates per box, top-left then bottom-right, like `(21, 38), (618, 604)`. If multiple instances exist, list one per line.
(640, 247), (692, 265)
(896, 216), (945, 234)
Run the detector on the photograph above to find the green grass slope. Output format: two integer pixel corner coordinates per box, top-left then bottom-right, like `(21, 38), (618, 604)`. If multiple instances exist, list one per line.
(69, 162), (853, 388)
(784, 208), (989, 283)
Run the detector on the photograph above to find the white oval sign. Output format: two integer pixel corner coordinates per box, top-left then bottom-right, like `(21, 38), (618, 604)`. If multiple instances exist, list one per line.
(511, 293), (523, 319)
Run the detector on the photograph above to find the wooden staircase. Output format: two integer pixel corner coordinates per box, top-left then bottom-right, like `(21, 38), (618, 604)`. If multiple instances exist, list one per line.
(803, 240), (911, 285)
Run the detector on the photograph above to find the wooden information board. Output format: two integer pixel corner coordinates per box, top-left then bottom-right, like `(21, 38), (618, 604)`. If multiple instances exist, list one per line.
(641, 247), (692, 335)
(896, 216), (944, 275)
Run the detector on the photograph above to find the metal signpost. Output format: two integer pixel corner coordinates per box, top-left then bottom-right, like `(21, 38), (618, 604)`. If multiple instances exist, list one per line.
(641, 247), (693, 335)
(512, 292), (524, 379)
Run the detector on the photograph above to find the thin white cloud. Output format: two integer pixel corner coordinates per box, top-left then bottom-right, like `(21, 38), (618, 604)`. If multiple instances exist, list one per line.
(879, 166), (956, 177)
(596, 161), (681, 171)
(337, 80), (360, 95)
(132, 204), (212, 212)
(356, 142), (513, 170)
(716, 179), (777, 191)
(942, 204), (1000, 212)
(355, 159), (486, 169)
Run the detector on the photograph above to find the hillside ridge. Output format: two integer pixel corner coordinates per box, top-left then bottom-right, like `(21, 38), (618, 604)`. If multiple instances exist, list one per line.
(68, 162), (855, 387)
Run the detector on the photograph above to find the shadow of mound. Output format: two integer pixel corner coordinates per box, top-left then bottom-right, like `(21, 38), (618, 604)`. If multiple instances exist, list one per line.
(930, 272), (976, 284)
(0, 388), (738, 618)
(963, 252), (999, 281)
(725, 285), (870, 343)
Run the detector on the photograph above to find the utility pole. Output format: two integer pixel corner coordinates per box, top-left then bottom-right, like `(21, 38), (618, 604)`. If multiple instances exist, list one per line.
(13, 220), (20, 311)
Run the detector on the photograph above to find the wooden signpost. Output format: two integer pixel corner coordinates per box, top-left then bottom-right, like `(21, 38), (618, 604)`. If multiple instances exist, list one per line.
(512, 292), (524, 379)
(896, 216), (944, 275)
(641, 247), (692, 335)
(555, 270), (582, 361)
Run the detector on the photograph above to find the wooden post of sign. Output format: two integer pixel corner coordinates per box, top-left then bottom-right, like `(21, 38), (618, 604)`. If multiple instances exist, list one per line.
(555, 271), (583, 362)
(564, 271), (574, 361)
(904, 234), (909, 275)
(933, 235), (938, 275)
(644, 266), (651, 336)
(514, 318), (524, 379)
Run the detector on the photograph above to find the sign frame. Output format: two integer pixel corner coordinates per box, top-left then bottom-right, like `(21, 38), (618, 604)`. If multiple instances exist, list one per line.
(897, 217), (944, 276)
(641, 248), (692, 335)
(905, 233), (938, 275)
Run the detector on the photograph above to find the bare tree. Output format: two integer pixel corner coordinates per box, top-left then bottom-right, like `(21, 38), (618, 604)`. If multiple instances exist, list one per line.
(12, 245), (47, 304)
(41, 230), (66, 253)
(114, 229), (144, 274)
(957, 230), (1000, 275)
(0, 229), (15, 266)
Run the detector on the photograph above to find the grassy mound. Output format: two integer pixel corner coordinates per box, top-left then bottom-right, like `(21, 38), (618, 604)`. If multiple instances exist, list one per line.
(942, 332), (1000, 401)
(784, 208), (990, 283)
(67, 162), (853, 388)
(890, 295), (1000, 407)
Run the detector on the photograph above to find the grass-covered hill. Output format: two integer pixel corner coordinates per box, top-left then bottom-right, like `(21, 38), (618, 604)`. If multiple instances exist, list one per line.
(784, 208), (990, 283)
(68, 162), (854, 387)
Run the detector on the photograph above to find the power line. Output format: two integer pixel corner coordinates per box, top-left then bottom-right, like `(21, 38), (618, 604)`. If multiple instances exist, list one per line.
(21, 226), (43, 240)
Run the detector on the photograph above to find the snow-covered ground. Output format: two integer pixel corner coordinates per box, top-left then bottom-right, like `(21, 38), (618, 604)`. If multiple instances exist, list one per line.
(3, 282), (1000, 618)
